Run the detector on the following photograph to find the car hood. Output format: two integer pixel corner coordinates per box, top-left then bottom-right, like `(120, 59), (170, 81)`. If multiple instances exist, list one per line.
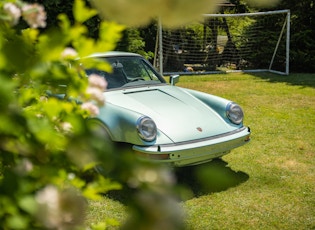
(105, 86), (233, 143)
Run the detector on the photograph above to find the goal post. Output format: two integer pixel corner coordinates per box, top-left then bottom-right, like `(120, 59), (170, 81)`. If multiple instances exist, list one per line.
(155, 10), (290, 76)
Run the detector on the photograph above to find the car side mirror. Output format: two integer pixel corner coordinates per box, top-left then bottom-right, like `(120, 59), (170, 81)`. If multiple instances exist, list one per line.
(169, 74), (180, 86)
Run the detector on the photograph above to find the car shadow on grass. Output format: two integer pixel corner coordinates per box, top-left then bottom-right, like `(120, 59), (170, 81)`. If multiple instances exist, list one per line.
(174, 158), (249, 200)
(105, 158), (249, 203)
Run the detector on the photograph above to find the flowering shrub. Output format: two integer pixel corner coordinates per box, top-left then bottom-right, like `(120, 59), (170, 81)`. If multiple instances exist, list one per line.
(0, 0), (185, 229)
(2, 0), (280, 228)
(0, 0), (125, 229)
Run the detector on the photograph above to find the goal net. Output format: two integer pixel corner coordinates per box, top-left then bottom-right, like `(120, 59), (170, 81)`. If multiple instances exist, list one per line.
(155, 10), (290, 75)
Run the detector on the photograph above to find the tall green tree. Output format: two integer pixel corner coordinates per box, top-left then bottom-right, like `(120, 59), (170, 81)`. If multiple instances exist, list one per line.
(277, 0), (315, 72)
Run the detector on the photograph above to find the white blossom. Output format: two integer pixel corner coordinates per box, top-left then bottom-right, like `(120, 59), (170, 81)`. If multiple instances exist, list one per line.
(60, 122), (73, 133)
(35, 185), (86, 229)
(3, 3), (21, 26)
(81, 75), (107, 117)
(35, 185), (61, 228)
(22, 3), (46, 28)
(81, 102), (100, 117)
(88, 74), (107, 91)
(86, 86), (105, 106)
(128, 166), (176, 188)
(15, 158), (33, 175)
(61, 47), (79, 59)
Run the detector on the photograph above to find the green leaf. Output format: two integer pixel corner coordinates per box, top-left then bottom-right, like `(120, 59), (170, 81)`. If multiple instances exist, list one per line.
(83, 176), (122, 200)
(7, 215), (29, 229)
(21, 28), (39, 44)
(73, 22), (124, 57)
(58, 13), (71, 32)
(18, 196), (38, 215)
(73, 0), (98, 23)
(99, 22), (125, 45)
(37, 33), (66, 62)
(91, 222), (107, 230)
(2, 34), (36, 73)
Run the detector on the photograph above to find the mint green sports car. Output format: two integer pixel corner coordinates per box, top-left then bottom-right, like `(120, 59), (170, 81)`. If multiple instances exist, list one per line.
(86, 52), (250, 167)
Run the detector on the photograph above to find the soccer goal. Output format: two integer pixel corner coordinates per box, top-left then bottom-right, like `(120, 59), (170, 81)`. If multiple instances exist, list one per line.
(155, 9), (290, 75)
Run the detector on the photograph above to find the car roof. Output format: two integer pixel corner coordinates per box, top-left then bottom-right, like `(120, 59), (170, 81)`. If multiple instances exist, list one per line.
(87, 51), (142, 58)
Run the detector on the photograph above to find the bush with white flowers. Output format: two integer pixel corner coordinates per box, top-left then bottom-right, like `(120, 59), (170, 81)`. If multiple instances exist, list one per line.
(0, 0), (278, 229)
(0, 0), (125, 229)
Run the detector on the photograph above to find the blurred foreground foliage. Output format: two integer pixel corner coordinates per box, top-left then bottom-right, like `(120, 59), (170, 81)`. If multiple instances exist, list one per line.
(0, 0), (184, 229)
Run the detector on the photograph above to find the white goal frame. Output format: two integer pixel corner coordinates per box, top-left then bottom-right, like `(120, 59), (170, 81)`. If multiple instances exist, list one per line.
(155, 10), (290, 76)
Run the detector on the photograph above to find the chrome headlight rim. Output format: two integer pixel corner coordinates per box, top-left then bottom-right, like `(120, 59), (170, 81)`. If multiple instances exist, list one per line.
(136, 116), (157, 142)
(226, 102), (244, 125)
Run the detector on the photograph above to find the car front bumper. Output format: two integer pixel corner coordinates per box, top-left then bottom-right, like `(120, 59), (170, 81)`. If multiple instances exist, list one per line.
(133, 126), (251, 167)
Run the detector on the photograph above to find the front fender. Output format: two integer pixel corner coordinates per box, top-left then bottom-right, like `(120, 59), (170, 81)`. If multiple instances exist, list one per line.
(180, 88), (241, 127)
(96, 103), (142, 143)
(95, 103), (172, 146)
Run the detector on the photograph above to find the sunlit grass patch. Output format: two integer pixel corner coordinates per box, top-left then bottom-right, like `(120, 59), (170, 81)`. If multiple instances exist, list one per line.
(86, 197), (127, 229)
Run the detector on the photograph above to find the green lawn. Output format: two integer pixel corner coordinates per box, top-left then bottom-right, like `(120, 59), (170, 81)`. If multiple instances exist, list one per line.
(86, 73), (315, 229)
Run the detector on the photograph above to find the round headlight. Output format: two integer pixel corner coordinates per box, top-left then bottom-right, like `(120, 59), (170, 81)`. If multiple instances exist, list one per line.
(226, 102), (244, 125)
(136, 116), (157, 142)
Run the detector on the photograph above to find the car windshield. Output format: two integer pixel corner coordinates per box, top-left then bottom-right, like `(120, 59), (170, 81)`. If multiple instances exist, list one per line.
(86, 56), (165, 90)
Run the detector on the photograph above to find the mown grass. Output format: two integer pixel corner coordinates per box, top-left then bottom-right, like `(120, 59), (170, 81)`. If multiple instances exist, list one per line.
(86, 73), (315, 229)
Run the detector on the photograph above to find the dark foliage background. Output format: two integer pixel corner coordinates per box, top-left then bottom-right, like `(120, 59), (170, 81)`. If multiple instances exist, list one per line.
(27, 0), (315, 72)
